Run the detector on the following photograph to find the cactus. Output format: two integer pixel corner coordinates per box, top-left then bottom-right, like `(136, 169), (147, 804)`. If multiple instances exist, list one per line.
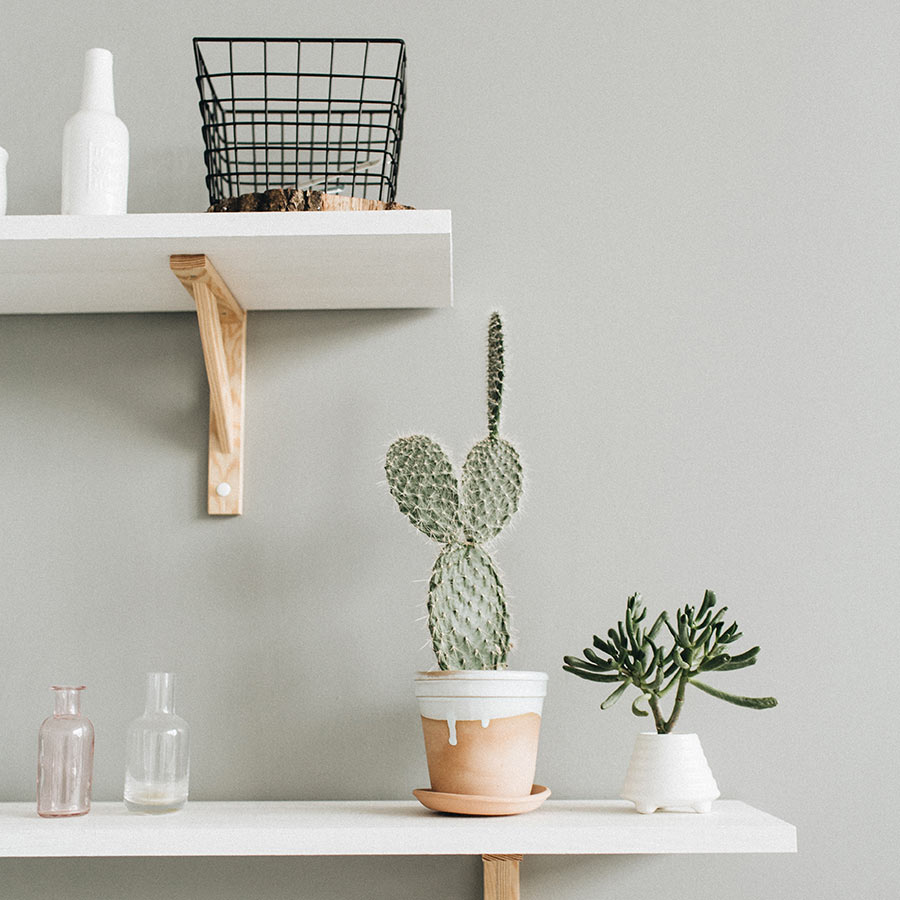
(385, 313), (523, 670)
(563, 591), (777, 733)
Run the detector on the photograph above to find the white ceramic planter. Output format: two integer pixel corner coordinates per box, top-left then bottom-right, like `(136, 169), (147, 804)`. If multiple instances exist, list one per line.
(414, 670), (548, 802)
(620, 732), (720, 814)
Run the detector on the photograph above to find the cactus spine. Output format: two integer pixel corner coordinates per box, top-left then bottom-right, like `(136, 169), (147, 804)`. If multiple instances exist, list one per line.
(385, 313), (523, 670)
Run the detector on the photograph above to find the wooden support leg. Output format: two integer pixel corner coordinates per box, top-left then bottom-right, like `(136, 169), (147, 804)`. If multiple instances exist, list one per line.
(482, 854), (523, 900)
(170, 254), (247, 515)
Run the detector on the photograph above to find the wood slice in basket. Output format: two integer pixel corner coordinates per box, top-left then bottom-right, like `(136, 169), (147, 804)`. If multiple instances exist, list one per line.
(207, 189), (413, 212)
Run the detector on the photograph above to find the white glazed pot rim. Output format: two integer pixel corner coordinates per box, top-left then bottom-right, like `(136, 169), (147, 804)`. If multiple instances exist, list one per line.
(637, 732), (702, 740)
(415, 670), (548, 681)
(0, 146), (7, 163)
(415, 670), (548, 700)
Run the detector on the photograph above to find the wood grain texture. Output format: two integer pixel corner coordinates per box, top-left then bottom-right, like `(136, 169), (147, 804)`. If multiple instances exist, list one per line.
(482, 854), (523, 900)
(171, 254), (246, 515)
(194, 281), (234, 455)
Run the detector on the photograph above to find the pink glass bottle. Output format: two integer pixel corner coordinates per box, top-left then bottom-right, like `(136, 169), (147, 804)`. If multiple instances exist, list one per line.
(37, 685), (94, 817)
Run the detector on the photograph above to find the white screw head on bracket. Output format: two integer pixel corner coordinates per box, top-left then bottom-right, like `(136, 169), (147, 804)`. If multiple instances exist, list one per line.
(216, 482), (232, 497)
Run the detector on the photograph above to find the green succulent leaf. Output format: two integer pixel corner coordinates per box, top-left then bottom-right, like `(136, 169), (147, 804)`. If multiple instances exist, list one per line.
(715, 646), (760, 671)
(690, 679), (777, 709)
(631, 694), (651, 717)
(562, 655), (601, 672)
(601, 682), (630, 709)
(700, 653), (732, 672)
(648, 611), (668, 641)
(583, 648), (614, 669)
(716, 657), (757, 671)
(659, 672), (681, 696)
(562, 665), (621, 683)
(625, 604), (638, 646)
(664, 617), (679, 644)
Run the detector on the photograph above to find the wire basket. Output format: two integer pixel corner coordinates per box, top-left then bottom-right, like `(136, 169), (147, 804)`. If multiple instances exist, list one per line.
(193, 37), (407, 206)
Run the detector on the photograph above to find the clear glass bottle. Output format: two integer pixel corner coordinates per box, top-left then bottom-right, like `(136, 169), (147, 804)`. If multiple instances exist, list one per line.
(124, 672), (190, 813)
(37, 685), (94, 817)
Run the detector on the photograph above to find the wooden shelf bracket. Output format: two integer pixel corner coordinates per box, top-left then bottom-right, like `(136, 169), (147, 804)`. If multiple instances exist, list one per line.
(170, 254), (246, 515)
(483, 854), (523, 900)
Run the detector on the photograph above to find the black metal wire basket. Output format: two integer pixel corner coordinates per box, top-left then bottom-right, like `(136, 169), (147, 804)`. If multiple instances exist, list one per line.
(193, 38), (407, 206)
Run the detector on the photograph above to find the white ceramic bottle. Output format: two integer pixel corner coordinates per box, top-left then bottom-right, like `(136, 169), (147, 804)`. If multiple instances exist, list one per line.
(61, 48), (128, 214)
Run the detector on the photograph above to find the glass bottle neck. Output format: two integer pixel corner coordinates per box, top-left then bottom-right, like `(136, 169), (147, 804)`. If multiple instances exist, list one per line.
(80, 48), (116, 114)
(145, 672), (175, 714)
(52, 686), (84, 717)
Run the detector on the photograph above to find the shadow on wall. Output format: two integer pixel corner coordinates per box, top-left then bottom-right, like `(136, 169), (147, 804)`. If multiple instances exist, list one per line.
(0, 855), (482, 900)
(248, 307), (439, 362)
(1, 307), (440, 460)
(188, 668), (419, 801)
(1, 312), (204, 454)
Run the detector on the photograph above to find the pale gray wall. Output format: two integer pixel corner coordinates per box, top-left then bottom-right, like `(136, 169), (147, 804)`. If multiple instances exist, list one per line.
(1, 1), (894, 897)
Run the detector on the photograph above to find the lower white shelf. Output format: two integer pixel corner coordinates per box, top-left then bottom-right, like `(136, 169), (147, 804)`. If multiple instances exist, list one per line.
(0, 800), (796, 858)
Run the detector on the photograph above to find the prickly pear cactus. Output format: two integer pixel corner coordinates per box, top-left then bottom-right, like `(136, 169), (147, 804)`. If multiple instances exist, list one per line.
(385, 313), (523, 670)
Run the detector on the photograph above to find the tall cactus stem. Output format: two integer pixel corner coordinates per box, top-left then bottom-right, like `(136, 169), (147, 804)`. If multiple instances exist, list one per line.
(486, 312), (504, 440)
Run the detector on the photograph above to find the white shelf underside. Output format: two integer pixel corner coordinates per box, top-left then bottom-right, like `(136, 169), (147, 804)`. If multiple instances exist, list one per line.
(0, 800), (797, 858)
(0, 211), (453, 314)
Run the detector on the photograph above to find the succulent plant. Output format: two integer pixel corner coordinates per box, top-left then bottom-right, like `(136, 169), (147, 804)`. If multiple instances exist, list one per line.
(385, 313), (523, 670)
(563, 591), (777, 733)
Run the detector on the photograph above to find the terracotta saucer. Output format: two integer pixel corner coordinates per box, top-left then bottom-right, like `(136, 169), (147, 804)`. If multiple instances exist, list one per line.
(413, 784), (551, 816)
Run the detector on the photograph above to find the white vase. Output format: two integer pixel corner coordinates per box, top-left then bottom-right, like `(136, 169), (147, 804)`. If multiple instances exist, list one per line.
(620, 732), (720, 814)
(61, 48), (129, 214)
(0, 145), (8, 215)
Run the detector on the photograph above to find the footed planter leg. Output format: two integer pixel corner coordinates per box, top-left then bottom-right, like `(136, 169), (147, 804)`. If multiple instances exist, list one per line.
(634, 803), (658, 815)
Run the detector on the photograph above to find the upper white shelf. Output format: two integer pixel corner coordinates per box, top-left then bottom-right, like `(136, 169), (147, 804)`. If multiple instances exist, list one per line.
(0, 211), (453, 314)
(0, 800), (796, 857)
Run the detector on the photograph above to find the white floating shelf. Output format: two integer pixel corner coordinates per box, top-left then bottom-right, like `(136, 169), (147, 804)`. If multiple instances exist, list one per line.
(0, 211), (453, 314)
(0, 800), (796, 858)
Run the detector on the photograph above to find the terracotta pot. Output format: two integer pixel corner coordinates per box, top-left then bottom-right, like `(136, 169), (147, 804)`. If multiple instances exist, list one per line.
(414, 670), (548, 799)
(620, 732), (720, 814)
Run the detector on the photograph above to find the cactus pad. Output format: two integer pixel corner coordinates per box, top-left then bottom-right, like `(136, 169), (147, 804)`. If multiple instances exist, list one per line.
(460, 437), (523, 543)
(428, 543), (510, 670)
(385, 435), (462, 543)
